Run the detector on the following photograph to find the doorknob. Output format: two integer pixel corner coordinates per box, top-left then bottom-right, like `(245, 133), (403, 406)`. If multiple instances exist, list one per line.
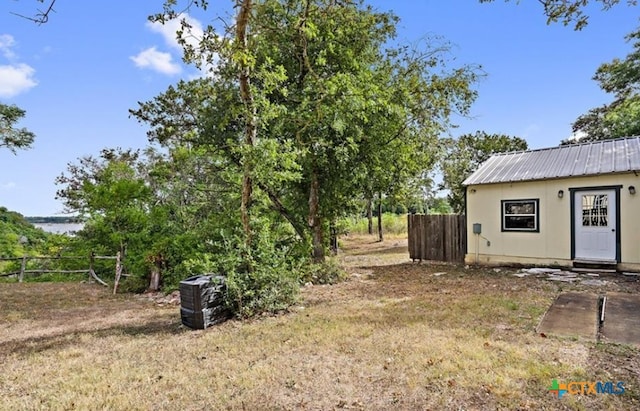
(612, 229), (615, 232)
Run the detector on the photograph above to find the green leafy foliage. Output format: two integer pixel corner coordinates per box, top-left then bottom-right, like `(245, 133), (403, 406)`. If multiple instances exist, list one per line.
(144, 0), (481, 264)
(568, 26), (640, 143)
(440, 131), (528, 213)
(207, 229), (304, 318)
(54, 142), (308, 315)
(301, 258), (347, 285)
(0, 206), (78, 280)
(117, 275), (149, 293)
(0, 103), (35, 154)
(56, 148), (212, 289)
(428, 197), (454, 214)
(342, 213), (408, 236)
(53, 0), (482, 318)
(0, 207), (50, 257)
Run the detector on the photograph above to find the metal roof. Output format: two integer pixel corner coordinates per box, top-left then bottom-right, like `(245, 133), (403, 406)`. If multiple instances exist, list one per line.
(463, 136), (640, 186)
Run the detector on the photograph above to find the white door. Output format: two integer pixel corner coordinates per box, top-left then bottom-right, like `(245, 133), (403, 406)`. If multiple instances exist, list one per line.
(574, 190), (616, 261)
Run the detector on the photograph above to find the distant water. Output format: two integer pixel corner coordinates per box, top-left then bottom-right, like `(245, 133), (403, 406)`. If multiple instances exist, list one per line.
(33, 223), (84, 235)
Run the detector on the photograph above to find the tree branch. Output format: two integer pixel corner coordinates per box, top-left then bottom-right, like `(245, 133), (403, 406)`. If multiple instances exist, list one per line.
(11, 0), (57, 25)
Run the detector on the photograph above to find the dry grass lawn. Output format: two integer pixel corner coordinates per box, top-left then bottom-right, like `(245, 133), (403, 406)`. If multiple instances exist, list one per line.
(1, 235), (639, 410)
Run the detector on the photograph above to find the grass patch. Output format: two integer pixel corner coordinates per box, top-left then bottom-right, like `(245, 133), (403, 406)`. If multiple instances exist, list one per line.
(0, 235), (638, 410)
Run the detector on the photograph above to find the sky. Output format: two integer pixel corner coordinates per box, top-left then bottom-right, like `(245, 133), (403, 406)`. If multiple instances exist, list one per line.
(0, 1), (638, 216)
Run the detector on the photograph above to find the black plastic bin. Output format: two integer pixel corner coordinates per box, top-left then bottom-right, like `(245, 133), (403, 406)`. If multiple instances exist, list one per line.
(179, 275), (228, 329)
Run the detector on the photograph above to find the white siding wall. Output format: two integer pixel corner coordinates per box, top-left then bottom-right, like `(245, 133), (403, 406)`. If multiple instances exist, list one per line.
(465, 173), (640, 270)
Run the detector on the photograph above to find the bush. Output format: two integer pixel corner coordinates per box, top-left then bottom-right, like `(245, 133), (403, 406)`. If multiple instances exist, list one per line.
(382, 213), (407, 234)
(225, 263), (300, 318)
(178, 228), (305, 318)
(118, 275), (148, 293)
(301, 258), (348, 285)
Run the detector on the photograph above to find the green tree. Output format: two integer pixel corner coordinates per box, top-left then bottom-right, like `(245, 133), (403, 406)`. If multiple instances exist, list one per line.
(480, 0), (637, 30)
(567, 27), (640, 143)
(0, 104), (35, 153)
(427, 197), (453, 215)
(148, 0), (480, 261)
(0, 206), (48, 257)
(356, 39), (479, 240)
(440, 131), (528, 213)
(55, 149), (157, 286)
(0, 206), (73, 278)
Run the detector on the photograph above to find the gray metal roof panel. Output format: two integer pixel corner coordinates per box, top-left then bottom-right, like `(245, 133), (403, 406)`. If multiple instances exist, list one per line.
(616, 138), (631, 170)
(575, 144), (590, 175)
(628, 138), (640, 170)
(562, 145), (580, 177)
(601, 140), (615, 174)
(463, 136), (640, 185)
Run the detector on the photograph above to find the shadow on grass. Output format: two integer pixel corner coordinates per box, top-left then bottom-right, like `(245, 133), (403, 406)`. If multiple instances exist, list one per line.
(355, 261), (462, 279)
(344, 245), (409, 256)
(0, 314), (191, 358)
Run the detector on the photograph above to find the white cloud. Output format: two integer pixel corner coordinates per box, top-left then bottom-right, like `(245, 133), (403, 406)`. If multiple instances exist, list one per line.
(0, 63), (37, 97)
(0, 34), (16, 60)
(133, 15), (213, 76)
(130, 47), (182, 75)
(0, 34), (38, 97)
(0, 182), (16, 190)
(146, 15), (204, 52)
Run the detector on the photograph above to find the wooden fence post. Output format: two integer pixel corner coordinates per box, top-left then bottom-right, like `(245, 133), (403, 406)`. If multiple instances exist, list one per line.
(19, 256), (27, 282)
(89, 251), (95, 282)
(113, 252), (122, 295)
(88, 251), (109, 287)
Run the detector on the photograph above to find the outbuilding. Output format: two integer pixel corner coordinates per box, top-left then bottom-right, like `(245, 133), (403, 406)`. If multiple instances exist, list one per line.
(463, 136), (640, 271)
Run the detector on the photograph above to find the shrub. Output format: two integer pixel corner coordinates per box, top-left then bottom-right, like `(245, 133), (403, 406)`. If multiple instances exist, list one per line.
(178, 228), (305, 318)
(301, 258), (348, 285)
(118, 275), (148, 293)
(225, 263), (300, 318)
(382, 213), (407, 234)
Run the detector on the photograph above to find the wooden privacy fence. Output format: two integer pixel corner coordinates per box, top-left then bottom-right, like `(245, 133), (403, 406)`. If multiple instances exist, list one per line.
(0, 252), (122, 287)
(408, 214), (466, 263)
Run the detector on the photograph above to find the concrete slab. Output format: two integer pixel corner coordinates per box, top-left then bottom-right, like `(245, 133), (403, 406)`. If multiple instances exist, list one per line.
(601, 293), (640, 347)
(537, 292), (599, 340)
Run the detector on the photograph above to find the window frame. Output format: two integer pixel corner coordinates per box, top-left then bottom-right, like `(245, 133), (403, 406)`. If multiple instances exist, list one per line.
(501, 198), (540, 232)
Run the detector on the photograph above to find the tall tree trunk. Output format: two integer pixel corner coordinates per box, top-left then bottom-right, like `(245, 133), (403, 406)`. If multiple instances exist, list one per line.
(377, 191), (384, 242)
(241, 173), (253, 245)
(309, 169), (325, 263)
(148, 255), (163, 292)
(149, 266), (161, 292)
(258, 180), (309, 242)
(366, 197), (373, 235)
(236, 0), (256, 247)
(329, 219), (338, 255)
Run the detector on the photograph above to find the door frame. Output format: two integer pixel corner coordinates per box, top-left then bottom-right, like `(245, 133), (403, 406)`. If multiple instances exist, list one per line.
(569, 185), (622, 262)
